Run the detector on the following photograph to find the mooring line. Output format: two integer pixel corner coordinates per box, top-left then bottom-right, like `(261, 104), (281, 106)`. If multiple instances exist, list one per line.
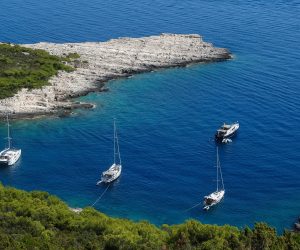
(91, 183), (111, 207)
(184, 201), (203, 212)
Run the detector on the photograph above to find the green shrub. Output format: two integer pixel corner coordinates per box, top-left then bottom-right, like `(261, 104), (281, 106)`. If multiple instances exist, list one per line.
(0, 183), (299, 249)
(0, 44), (75, 99)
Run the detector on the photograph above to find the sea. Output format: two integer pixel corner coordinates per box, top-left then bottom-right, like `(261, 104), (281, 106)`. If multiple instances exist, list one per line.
(0, 0), (299, 232)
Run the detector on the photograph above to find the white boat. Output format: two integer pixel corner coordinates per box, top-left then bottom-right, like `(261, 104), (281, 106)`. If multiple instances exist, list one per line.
(215, 122), (239, 141)
(222, 138), (232, 144)
(97, 119), (122, 185)
(0, 114), (21, 166)
(203, 148), (225, 210)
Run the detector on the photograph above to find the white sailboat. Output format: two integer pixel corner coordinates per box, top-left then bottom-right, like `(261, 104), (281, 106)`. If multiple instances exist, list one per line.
(0, 114), (21, 166)
(203, 147), (225, 210)
(97, 119), (122, 185)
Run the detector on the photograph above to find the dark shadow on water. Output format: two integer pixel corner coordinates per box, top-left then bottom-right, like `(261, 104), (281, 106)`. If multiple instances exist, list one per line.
(0, 158), (22, 175)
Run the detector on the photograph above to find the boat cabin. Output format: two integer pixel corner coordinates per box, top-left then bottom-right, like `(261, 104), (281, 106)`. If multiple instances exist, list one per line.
(102, 172), (113, 178)
(204, 197), (215, 205)
(215, 123), (236, 139)
(221, 124), (231, 130)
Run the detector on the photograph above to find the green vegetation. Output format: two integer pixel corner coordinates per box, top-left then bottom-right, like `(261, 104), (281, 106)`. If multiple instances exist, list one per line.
(0, 183), (299, 249)
(0, 44), (75, 99)
(64, 52), (80, 60)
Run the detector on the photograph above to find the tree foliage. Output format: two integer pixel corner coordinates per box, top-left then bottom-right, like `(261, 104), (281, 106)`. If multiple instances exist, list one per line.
(0, 44), (75, 99)
(0, 183), (299, 249)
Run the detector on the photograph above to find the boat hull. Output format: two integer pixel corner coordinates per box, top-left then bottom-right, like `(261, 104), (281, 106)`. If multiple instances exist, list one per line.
(97, 164), (122, 185)
(0, 149), (21, 166)
(203, 190), (225, 210)
(215, 123), (239, 141)
(215, 130), (237, 141)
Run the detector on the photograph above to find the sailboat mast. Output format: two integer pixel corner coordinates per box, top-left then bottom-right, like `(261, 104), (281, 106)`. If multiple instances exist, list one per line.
(116, 127), (121, 165)
(113, 119), (116, 164)
(6, 113), (11, 149)
(216, 147), (219, 191)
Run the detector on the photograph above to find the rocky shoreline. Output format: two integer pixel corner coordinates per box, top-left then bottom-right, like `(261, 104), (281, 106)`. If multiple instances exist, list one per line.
(0, 33), (231, 119)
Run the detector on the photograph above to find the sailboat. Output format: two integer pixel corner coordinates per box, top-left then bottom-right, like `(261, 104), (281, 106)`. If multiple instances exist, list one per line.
(0, 114), (21, 166)
(203, 147), (225, 210)
(96, 119), (122, 185)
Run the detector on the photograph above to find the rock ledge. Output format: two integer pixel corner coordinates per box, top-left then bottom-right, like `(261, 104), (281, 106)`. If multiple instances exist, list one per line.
(0, 34), (231, 118)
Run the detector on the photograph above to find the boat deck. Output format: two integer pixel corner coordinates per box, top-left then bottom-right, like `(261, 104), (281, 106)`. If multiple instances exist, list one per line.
(0, 149), (20, 157)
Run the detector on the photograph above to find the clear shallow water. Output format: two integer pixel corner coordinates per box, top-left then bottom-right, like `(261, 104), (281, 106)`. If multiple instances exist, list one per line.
(1, 0), (300, 232)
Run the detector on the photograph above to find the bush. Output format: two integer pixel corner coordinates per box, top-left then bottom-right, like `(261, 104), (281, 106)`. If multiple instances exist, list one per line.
(0, 44), (75, 99)
(0, 183), (299, 249)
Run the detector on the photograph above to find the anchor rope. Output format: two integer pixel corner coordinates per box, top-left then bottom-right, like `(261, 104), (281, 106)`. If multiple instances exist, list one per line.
(184, 201), (203, 212)
(91, 183), (111, 207)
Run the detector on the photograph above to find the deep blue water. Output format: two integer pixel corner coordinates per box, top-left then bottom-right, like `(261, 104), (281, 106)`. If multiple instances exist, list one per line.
(1, 0), (300, 232)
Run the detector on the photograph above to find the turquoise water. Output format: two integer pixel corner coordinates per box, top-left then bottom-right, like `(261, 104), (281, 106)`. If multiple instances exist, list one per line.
(1, 0), (300, 232)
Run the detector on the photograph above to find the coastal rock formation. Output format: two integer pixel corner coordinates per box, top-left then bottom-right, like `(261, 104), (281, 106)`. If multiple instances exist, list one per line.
(0, 34), (231, 118)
